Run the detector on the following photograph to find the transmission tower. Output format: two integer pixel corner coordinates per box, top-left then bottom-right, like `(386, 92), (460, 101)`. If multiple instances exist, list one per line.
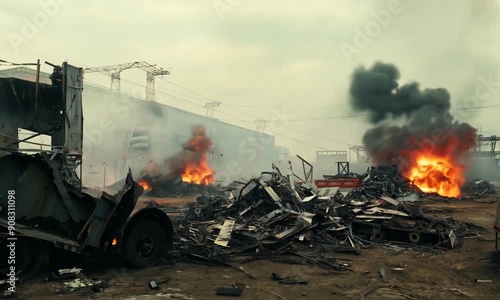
(84, 61), (170, 101)
(204, 101), (221, 117)
(254, 119), (269, 132)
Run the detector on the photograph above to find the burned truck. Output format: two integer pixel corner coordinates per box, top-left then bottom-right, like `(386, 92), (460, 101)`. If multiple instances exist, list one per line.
(0, 61), (174, 279)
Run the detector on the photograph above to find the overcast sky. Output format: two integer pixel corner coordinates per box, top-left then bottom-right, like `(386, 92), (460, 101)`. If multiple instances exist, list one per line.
(1, 0), (499, 161)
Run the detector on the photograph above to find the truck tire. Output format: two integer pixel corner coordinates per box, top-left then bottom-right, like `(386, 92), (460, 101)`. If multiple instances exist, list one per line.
(0, 240), (31, 278)
(409, 232), (421, 244)
(4, 239), (49, 280)
(21, 240), (49, 279)
(124, 220), (167, 268)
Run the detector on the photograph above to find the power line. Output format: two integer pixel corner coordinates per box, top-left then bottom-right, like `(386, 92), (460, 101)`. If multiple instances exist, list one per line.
(288, 113), (372, 121)
(224, 104), (332, 109)
(155, 77), (353, 147)
(89, 75), (335, 150)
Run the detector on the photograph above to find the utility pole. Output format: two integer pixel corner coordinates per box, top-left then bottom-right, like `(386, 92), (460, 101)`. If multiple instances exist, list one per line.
(102, 162), (108, 188)
(204, 101), (221, 117)
(254, 120), (269, 132)
(84, 61), (170, 101)
(145, 69), (170, 101)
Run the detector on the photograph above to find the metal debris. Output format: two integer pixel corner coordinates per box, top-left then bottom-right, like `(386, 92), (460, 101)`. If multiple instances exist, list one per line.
(271, 273), (307, 285)
(173, 163), (482, 269)
(215, 282), (244, 296)
(462, 179), (496, 198)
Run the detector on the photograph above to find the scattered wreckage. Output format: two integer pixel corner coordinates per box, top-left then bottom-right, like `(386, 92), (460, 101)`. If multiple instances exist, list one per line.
(174, 160), (484, 270)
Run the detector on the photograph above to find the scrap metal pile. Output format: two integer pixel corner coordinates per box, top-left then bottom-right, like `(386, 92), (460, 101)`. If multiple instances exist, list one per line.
(461, 179), (497, 198)
(175, 165), (481, 267)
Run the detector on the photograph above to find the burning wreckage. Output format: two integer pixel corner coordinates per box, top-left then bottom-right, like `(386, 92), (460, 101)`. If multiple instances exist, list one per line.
(169, 161), (486, 270)
(137, 124), (217, 197)
(140, 62), (493, 269)
(0, 59), (494, 294)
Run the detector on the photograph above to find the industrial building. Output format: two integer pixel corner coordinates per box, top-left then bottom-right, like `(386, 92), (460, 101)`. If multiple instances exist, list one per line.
(0, 66), (275, 187)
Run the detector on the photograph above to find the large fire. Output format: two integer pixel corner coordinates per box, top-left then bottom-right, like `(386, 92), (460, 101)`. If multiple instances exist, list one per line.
(181, 156), (215, 185)
(404, 154), (465, 198)
(179, 125), (215, 185)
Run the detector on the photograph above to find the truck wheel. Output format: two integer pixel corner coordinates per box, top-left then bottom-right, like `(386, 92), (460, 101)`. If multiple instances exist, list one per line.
(19, 240), (49, 279)
(124, 220), (167, 268)
(9, 239), (49, 280)
(0, 240), (31, 278)
(409, 232), (421, 244)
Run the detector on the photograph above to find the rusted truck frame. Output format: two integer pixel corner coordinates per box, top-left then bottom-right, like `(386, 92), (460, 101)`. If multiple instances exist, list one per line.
(0, 61), (174, 278)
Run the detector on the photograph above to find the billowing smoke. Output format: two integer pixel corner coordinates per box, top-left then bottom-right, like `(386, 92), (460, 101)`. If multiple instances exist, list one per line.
(350, 62), (452, 125)
(140, 125), (215, 185)
(350, 62), (477, 197)
(166, 125), (213, 181)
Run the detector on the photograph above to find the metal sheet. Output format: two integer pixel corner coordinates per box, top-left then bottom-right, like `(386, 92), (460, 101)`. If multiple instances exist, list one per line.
(380, 195), (400, 206)
(301, 195), (317, 203)
(366, 207), (410, 217)
(63, 63), (83, 155)
(214, 219), (235, 247)
(355, 215), (393, 220)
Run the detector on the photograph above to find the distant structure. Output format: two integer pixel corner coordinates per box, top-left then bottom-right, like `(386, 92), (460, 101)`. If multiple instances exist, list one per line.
(84, 61), (170, 101)
(472, 135), (500, 168)
(274, 146), (290, 162)
(254, 120), (269, 132)
(204, 101), (221, 117)
(316, 150), (348, 167)
(349, 145), (369, 163)
(1, 66), (276, 187)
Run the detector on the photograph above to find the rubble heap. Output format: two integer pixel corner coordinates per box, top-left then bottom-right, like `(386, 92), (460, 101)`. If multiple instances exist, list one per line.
(174, 166), (481, 268)
(461, 179), (497, 198)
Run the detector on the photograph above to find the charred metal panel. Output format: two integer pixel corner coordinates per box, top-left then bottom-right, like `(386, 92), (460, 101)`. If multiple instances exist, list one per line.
(52, 63), (83, 156)
(83, 194), (118, 247)
(0, 218), (82, 253)
(41, 153), (86, 223)
(0, 154), (93, 236)
(82, 170), (139, 247)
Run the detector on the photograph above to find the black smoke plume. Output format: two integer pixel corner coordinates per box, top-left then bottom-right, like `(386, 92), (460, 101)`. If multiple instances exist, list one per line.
(349, 62), (476, 171)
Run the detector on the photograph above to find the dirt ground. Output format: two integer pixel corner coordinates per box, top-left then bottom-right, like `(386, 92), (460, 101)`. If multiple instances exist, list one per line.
(12, 195), (500, 300)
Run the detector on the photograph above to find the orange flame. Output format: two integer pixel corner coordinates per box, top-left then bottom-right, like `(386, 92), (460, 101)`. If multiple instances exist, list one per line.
(181, 155), (215, 185)
(404, 154), (465, 198)
(138, 179), (152, 191)
(112, 237), (117, 246)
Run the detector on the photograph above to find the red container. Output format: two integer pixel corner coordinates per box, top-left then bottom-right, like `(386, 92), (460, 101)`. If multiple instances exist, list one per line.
(314, 179), (360, 188)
